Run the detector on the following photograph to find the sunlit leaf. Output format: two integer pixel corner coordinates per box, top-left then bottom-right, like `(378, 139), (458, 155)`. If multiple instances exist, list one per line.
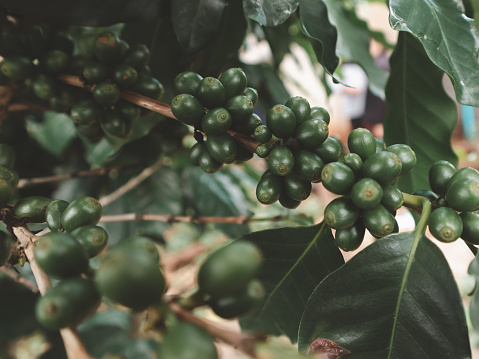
(243, 0), (299, 27)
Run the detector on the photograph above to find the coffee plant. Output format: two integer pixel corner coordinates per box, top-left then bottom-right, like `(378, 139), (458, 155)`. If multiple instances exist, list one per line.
(0, 0), (478, 358)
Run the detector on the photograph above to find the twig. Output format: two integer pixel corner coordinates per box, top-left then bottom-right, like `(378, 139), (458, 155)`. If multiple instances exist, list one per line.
(12, 226), (92, 359)
(8, 102), (50, 112)
(99, 157), (164, 207)
(0, 266), (39, 293)
(17, 162), (146, 188)
(99, 213), (294, 224)
(168, 301), (263, 358)
(57, 74), (261, 152)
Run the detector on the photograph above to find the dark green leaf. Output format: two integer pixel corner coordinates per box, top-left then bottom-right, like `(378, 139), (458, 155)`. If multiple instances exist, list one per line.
(171, 0), (227, 59)
(322, 0), (388, 96)
(389, 0), (479, 107)
(102, 166), (184, 244)
(3, 0), (163, 26)
(240, 223), (344, 342)
(299, 0), (339, 78)
(182, 166), (251, 238)
(26, 112), (76, 158)
(298, 232), (471, 358)
(243, 0), (299, 27)
(243, 63), (291, 106)
(468, 253), (479, 329)
(384, 33), (457, 193)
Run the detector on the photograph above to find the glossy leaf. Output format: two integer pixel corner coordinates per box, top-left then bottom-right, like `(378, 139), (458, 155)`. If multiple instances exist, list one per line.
(240, 223), (344, 342)
(468, 253), (479, 329)
(243, 0), (299, 27)
(389, 0), (479, 107)
(171, 0), (227, 59)
(384, 33), (457, 193)
(322, 0), (388, 96)
(299, 0), (339, 78)
(3, 0), (163, 26)
(26, 112), (76, 158)
(182, 167), (251, 238)
(298, 232), (471, 358)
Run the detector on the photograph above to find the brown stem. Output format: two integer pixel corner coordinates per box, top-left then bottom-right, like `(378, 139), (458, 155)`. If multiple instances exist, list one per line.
(0, 266), (39, 293)
(56, 74), (261, 152)
(17, 162), (146, 188)
(12, 226), (92, 359)
(168, 301), (263, 358)
(8, 102), (50, 112)
(99, 157), (164, 207)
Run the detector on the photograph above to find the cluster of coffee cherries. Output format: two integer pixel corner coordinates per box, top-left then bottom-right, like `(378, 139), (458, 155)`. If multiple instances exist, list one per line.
(418, 160), (479, 244)
(171, 68), (259, 173)
(322, 128), (417, 252)
(196, 240), (264, 319)
(0, 27), (165, 143)
(255, 96), (336, 209)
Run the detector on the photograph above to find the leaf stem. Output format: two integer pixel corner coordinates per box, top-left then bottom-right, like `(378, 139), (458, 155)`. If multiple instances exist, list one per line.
(401, 192), (426, 214)
(388, 197), (431, 357)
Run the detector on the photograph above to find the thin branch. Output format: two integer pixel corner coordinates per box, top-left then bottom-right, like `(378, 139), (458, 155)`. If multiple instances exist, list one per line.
(168, 301), (263, 358)
(8, 102), (50, 112)
(57, 74), (261, 152)
(12, 226), (92, 359)
(17, 162), (146, 188)
(0, 266), (39, 293)
(99, 157), (164, 207)
(99, 213), (295, 224)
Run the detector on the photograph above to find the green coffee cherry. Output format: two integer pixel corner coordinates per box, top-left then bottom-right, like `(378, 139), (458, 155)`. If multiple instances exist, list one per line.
(174, 71), (203, 95)
(117, 235), (159, 263)
(35, 278), (101, 331)
(294, 119), (329, 149)
(255, 142), (273, 158)
(428, 207), (463, 243)
(310, 106), (330, 124)
(160, 322), (218, 359)
(314, 137), (342, 163)
(101, 110), (133, 138)
(115, 101), (141, 121)
(350, 178), (383, 209)
(342, 153), (363, 177)
(324, 197), (360, 230)
(113, 64), (138, 87)
(31, 73), (58, 101)
(1, 56), (34, 81)
(254, 125), (272, 144)
(362, 204), (395, 238)
(93, 31), (122, 64)
(61, 196), (103, 233)
(429, 160), (456, 195)
(375, 137), (386, 152)
(266, 105), (296, 139)
(219, 67), (247, 99)
(34, 233), (89, 278)
(92, 81), (121, 106)
(243, 87), (258, 106)
(197, 240), (262, 299)
(40, 50), (69, 74)
(362, 151), (402, 186)
(201, 108), (232, 134)
(189, 142), (206, 166)
(71, 225), (109, 258)
(256, 172), (282, 205)
(348, 128), (376, 161)
(0, 165), (18, 189)
(285, 96), (310, 125)
(381, 185), (404, 212)
(445, 178), (479, 212)
(385, 144), (416, 176)
(45, 199), (69, 233)
(284, 172), (312, 201)
(225, 95), (254, 123)
(122, 44), (151, 70)
(171, 94), (205, 126)
(447, 167), (479, 191)
(267, 146), (294, 176)
(197, 77), (226, 109)
(198, 148), (223, 173)
(206, 133), (238, 164)
(335, 221), (365, 252)
(130, 74), (164, 100)
(14, 196), (53, 223)
(70, 99), (103, 126)
(209, 279), (265, 319)
(460, 212), (479, 245)
(0, 232), (12, 266)
(95, 247), (165, 310)
(321, 162), (356, 195)
(279, 193), (302, 209)
(294, 149), (324, 183)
